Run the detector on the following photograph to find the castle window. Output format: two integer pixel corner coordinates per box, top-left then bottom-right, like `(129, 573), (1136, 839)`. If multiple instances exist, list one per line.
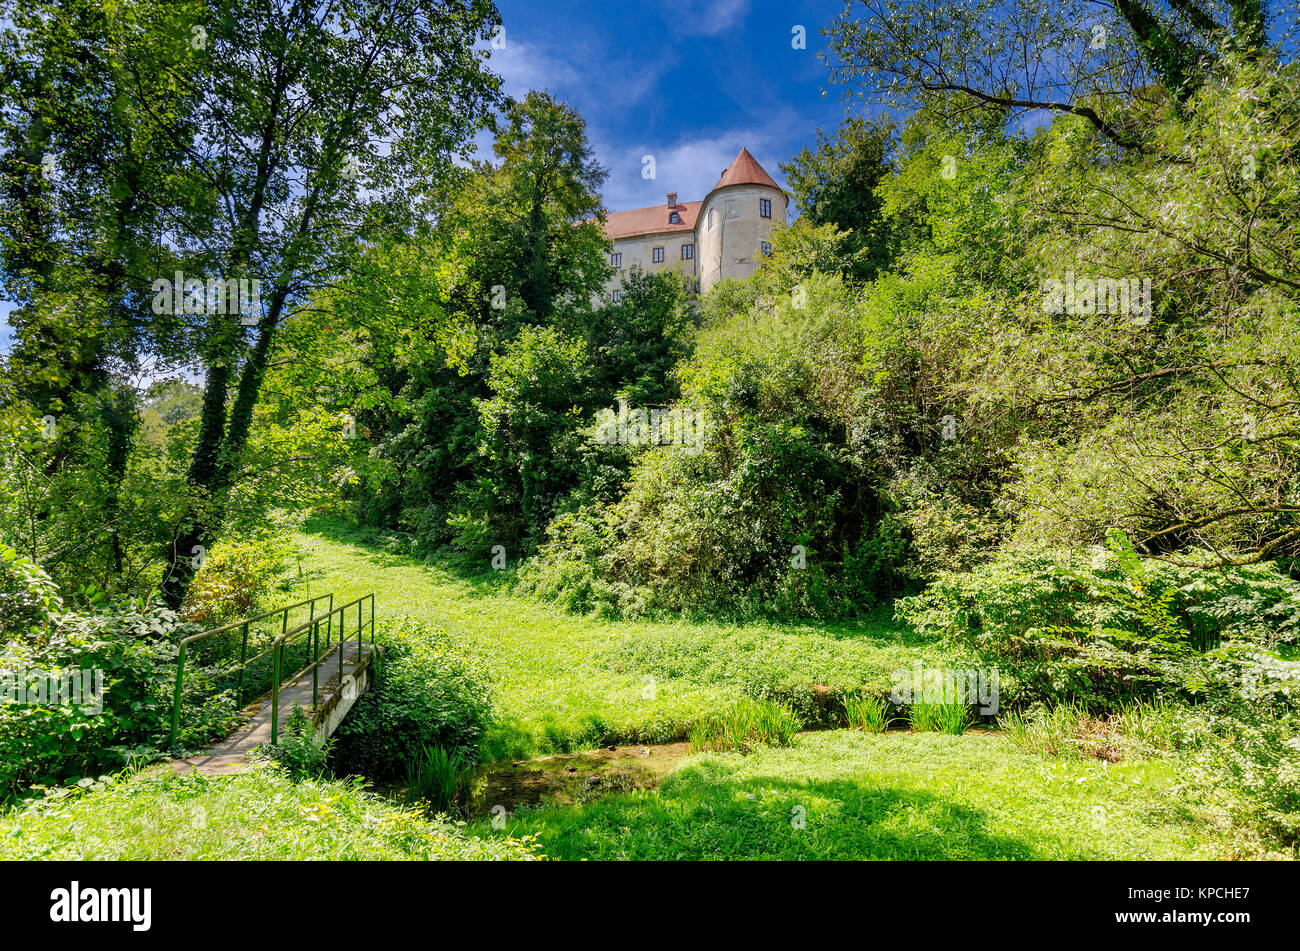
(761, 241), (773, 256)
(669, 212), (681, 224)
(708, 208), (716, 229)
(610, 252), (622, 266)
(760, 198), (772, 218)
(652, 246), (664, 263)
(612, 290), (621, 303)
(681, 243), (693, 260)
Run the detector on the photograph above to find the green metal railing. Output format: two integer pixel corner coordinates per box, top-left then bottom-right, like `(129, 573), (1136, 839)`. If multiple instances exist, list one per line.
(169, 594), (338, 747)
(269, 593), (375, 744)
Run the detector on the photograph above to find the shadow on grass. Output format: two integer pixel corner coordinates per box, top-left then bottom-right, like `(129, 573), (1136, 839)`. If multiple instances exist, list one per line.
(297, 514), (931, 646)
(299, 513), (513, 596)
(491, 759), (1046, 860)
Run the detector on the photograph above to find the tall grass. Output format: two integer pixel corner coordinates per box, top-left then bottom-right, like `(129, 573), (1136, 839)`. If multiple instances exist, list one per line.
(908, 702), (972, 735)
(405, 745), (474, 814)
(843, 695), (894, 733)
(999, 699), (1184, 759)
(689, 699), (802, 754)
(1116, 699), (1179, 751)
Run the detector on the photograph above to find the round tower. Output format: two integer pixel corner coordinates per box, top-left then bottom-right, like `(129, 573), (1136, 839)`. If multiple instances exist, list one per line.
(696, 147), (788, 295)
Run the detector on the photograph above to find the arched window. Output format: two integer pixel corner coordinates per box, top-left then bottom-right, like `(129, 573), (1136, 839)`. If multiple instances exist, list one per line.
(669, 212), (681, 224)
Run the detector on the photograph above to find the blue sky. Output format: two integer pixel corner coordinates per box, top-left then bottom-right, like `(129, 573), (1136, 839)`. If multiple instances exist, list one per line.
(485, 0), (849, 214)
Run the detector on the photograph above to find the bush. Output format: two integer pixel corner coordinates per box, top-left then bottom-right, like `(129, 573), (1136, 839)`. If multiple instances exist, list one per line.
(1180, 700), (1300, 851)
(896, 537), (1300, 708)
(0, 596), (215, 800)
(183, 529), (298, 626)
(523, 271), (923, 621)
(0, 544), (62, 637)
(261, 706), (332, 782)
(330, 617), (492, 781)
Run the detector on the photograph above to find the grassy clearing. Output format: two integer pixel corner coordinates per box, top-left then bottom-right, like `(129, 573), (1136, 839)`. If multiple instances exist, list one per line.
(293, 517), (949, 760)
(0, 763), (537, 860)
(472, 730), (1229, 860)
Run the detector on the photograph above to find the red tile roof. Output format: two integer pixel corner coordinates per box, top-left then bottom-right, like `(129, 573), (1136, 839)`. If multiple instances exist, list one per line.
(603, 200), (701, 240)
(601, 148), (781, 240)
(712, 147), (781, 191)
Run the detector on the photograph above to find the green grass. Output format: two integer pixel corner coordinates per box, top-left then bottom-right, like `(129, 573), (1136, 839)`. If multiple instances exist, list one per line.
(406, 745), (474, 815)
(843, 695), (893, 733)
(688, 698), (802, 753)
(0, 763), (537, 860)
(909, 702), (973, 734)
(470, 730), (1230, 860)
(5, 520), (1246, 861)
(292, 516), (948, 761)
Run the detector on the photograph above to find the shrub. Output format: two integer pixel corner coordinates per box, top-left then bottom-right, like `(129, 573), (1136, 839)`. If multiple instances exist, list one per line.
(260, 706), (332, 782)
(0, 544), (62, 638)
(184, 530), (298, 626)
(329, 617), (492, 781)
(0, 597), (218, 800)
(1180, 700), (1300, 851)
(896, 538), (1300, 709)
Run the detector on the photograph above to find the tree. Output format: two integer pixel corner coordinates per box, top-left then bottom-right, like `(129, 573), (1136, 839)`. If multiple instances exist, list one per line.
(780, 117), (896, 280)
(455, 91), (610, 328)
(1, 0), (504, 606)
(823, 0), (1283, 153)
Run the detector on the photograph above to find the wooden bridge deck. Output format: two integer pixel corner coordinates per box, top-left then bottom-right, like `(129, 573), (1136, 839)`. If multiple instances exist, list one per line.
(174, 640), (375, 776)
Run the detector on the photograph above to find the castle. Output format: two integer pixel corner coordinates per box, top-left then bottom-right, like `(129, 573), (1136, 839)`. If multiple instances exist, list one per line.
(601, 147), (788, 299)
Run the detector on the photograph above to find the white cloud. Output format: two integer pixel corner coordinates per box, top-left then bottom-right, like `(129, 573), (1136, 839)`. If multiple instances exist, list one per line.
(597, 125), (791, 214)
(660, 0), (751, 37)
(487, 37), (585, 100)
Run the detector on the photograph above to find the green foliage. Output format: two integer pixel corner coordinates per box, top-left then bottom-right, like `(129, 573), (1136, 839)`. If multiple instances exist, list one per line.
(329, 617), (493, 781)
(183, 528), (297, 626)
(0, 762), (539, 860)
(687, 698), (802, 754)
(260, 706), (332, 782)
(0, 543), (62, 637)
(780, 116), (896, 280)
(450, 326), (596, 553)
(526, 270), (917, 619)
(586, 268), (696, 406)
(898, 543), (1300, 708)
(405, 745), (475, 816)
(1182, 700), (1300, 849)
(0, 597), (218, 800)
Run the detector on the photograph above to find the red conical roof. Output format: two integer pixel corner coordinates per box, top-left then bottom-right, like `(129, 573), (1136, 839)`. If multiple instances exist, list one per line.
(711, 147), (781, 191)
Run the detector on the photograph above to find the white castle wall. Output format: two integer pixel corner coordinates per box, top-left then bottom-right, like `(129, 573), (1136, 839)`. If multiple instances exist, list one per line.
(697, 183), (788, 294)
